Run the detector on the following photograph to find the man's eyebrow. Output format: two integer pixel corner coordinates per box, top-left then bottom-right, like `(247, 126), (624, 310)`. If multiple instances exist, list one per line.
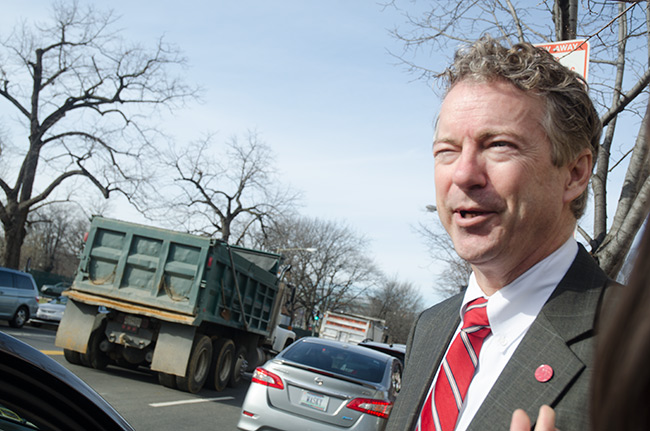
(434, 129), (523, 146)
(432, 136), (454, 145)
(476, 130), (502, 141)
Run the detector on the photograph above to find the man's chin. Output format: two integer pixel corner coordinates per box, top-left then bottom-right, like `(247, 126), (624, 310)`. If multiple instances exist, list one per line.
(453, 243), (496, 265)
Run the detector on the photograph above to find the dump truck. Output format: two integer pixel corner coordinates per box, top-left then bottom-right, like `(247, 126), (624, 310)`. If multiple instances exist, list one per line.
(318, 311), (386, 344)
(55, 216), (295, 393)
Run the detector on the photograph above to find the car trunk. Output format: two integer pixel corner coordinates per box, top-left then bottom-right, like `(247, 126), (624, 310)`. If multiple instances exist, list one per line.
(267, 362), (384, 428)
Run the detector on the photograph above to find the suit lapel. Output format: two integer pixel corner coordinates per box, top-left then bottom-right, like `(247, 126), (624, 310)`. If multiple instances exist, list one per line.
(397, 295), (462, 430)
(410, 296), (461, 393)
(468, 312), (587, 428)
(468, 246), (608, 428)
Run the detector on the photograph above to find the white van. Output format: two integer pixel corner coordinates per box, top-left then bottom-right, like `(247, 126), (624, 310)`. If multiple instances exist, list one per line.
(0, 267), (39, 328)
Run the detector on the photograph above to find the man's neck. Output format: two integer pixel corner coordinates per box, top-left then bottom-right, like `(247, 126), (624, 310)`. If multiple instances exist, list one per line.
(472, 236), (576, 296)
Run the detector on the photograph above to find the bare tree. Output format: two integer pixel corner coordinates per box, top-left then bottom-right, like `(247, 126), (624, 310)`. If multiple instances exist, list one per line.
(150, 131), (300, 244)
(0, 1), (196, 269)
(392, 0), (650, 281)
(415, 216), (471, 297)
(255, 215), (381, 330)
(364, 277), (424, 343)
(19, 203), (89, 277)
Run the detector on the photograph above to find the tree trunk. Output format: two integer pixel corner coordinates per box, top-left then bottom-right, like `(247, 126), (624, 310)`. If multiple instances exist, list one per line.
(595, 103), (650, 278)
(3, 212), (29, 269)
(554, 0), (578, 40)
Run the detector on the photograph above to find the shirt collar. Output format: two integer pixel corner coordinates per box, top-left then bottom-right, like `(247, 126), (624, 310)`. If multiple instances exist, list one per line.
(460, 238), (579, 340)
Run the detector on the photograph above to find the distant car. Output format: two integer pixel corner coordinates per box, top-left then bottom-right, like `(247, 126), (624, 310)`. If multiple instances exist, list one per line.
(31, 296), (68, 326)
(40, 281), (71, 297)
(237, 337), (402, 431)
(0, 267), (39, 328)
(0, 331), (135, 430)
(358, 341), (406, 365)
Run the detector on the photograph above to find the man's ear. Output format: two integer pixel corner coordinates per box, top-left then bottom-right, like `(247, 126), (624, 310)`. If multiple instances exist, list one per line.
(563, 148), (593, 204)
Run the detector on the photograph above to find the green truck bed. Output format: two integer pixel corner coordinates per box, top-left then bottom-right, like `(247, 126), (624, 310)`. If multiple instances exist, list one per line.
(70, 216), (282, 337)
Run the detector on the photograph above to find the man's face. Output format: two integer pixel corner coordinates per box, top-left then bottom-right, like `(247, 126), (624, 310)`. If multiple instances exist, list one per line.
(434, 80), (575, 284)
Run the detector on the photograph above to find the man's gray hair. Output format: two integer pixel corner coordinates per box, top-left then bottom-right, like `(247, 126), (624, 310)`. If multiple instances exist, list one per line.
(440, 35), (601, 219)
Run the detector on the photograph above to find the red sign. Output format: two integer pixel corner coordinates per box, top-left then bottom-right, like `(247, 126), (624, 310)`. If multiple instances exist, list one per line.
(535, 39), (590, 81)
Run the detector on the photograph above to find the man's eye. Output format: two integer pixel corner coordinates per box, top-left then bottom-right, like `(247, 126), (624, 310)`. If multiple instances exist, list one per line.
(433, 144), (458, 157)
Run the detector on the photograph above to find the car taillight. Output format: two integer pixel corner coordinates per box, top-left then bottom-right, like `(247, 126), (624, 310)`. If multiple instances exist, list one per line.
(251, 367), (284, 389)
(346, 398), (393, 419)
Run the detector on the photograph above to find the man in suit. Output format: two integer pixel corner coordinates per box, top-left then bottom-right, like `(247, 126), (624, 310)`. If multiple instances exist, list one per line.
(386, 36), (616, 431)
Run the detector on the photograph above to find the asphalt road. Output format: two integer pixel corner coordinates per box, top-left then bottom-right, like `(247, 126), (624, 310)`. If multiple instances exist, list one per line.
(1, 322), (250, 431)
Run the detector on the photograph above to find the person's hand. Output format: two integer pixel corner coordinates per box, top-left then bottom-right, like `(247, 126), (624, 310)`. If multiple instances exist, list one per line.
(510, 405), (556, 431)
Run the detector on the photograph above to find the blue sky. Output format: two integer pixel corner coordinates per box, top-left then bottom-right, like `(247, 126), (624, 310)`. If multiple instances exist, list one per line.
(2, 1), (447, 306)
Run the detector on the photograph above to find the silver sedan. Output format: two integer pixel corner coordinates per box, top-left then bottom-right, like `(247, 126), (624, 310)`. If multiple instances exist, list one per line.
(237, 337), (402, 431)
(30, 296), (68, 326)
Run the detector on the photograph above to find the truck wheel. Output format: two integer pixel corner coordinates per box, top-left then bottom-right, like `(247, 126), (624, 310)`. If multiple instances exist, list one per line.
(64, 349), (82, 365)
(176, 335), (213, 394)
(158, 372), (177, 389)
(80, 351), (92, 367)
(86, 324), (110, 370)
(208, 338), (234, 391)
(228, 345), (248, 388)
(9, 306), (29, 328)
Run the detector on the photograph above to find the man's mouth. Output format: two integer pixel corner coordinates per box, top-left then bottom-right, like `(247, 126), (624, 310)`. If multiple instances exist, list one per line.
(458, 210), (486, 219)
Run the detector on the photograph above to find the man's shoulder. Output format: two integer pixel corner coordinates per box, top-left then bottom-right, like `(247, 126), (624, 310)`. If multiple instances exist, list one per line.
(404, 292), (464, 369)
(596, 277), (625, 328)
(413, 293), (464, 331)
(421, 292), (464, 316)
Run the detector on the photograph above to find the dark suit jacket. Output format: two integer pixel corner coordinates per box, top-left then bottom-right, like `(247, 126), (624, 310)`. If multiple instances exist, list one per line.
(386, 245), (619, 431)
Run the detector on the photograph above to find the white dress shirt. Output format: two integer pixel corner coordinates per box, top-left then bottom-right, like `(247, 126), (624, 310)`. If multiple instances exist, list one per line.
(426, 238), (579, 431)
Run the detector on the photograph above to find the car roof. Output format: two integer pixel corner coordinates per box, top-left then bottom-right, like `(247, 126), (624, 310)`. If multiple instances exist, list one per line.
(0, 266), (35, 278)
(358, 341), (407, 363)
(285, 337), (397, 363)
(358, 340), (406, 353)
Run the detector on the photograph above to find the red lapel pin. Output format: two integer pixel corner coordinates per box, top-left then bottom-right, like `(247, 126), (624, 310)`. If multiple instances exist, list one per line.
(535, 364), (554, 382)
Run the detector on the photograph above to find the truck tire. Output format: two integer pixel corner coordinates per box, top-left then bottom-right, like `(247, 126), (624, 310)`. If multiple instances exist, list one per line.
(158, 372), (177, 389)
(176, 335), (213, 394)
(64, 349), (82, 365)
(80, 349), (92, 367)
(228, 345), (248, 388)
(86, 324), (110, 370)
(208, 338), (234, 392)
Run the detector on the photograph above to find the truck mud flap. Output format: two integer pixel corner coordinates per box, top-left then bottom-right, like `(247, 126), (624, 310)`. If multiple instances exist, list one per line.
(150, 322), (196, 377)
(55, 300), (98, 354)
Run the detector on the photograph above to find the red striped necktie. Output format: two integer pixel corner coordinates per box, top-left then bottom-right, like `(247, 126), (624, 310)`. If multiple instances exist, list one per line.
(417, 297), (491, 431)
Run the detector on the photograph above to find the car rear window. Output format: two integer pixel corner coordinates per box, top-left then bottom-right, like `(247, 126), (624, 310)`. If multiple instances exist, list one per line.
(282, 342), (387, 383)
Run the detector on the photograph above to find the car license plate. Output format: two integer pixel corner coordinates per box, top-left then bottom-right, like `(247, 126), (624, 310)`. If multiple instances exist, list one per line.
(300, 391), (329, 412)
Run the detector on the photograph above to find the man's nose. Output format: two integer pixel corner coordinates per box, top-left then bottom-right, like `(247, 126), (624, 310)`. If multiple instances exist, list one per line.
(451, 147), (487, 190)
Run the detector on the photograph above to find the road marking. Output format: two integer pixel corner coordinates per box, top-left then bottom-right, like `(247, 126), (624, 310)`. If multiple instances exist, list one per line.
(41, 350), (64, 355)
(149, 397), (235, 408)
